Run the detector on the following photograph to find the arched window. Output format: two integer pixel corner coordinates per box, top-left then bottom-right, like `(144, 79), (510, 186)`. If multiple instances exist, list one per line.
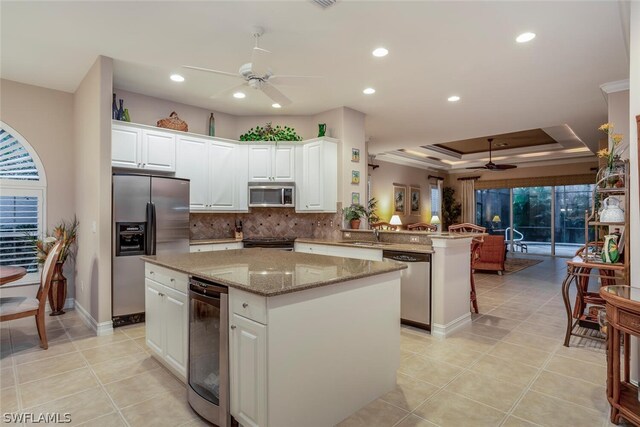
(0, 121), (47, 285)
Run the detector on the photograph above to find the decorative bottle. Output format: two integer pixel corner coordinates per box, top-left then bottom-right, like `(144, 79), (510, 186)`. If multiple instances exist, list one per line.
(112, 93), (118, 120)
(209, 113), (215, 137)
(117, 99), (125, 121)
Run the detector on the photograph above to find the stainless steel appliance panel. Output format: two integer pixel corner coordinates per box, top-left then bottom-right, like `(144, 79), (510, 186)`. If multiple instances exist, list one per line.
(113, 175), (149, 222)
(152, 177), (190, 255)
(383, 251), (431, 329)
(188, 278), (230, 427)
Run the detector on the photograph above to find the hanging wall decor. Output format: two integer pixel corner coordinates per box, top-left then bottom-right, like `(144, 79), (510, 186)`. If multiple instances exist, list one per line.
(410, 186), (421, 215)
(393, 185), (407, 215)
(352, 192), (360, 205)
(351, 170), (360, 184)
(352, 148), (360, 162)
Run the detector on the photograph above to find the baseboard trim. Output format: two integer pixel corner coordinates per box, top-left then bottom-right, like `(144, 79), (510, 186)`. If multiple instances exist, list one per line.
(431, 312), (471, 339)
(75, 301), (113, 336)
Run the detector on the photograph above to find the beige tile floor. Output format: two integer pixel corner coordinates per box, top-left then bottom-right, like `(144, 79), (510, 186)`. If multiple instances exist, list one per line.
(0, 256), (622, 426)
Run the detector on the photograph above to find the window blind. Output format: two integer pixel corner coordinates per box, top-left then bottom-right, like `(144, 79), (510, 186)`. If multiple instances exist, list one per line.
(430, 185), (441, 216)
(0, 129), (40, 181)
(0, 195), (39, 272)
(475, 174), (596, 190)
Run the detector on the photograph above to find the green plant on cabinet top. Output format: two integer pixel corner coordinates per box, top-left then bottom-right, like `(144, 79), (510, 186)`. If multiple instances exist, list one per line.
(239, 122), (303, 142)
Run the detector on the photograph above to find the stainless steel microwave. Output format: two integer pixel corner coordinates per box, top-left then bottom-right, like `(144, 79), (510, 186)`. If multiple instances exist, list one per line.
(248, 183), (295, 207)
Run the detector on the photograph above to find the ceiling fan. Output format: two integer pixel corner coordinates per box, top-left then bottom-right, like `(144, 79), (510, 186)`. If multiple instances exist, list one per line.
(466, 138), (517, 170)
(183, 27), (321, 107)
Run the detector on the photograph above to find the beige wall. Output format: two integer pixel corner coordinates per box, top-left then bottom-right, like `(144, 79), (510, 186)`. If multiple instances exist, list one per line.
(608, 89), (630, 158)
(370, 160), (445, 225)
(0, 79), (76, 297)
(630, 2), (639, 289)
(74, 56), (113, 324)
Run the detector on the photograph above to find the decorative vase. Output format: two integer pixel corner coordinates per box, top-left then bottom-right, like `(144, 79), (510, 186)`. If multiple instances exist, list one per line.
(117, 99), (125, 121)
(48, 262), (67, 316)
(123, 108), (131, 122)
(600, 196), (624, 223)
(209, 113), (216, 137)
(601, 235), (620, 263)
(350, 219), (361, 229)
(112, 93), (118, 120)
(318, 123), (326, 137)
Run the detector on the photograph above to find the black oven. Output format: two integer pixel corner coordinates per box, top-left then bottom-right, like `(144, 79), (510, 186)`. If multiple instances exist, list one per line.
(115, 223), (146, 256)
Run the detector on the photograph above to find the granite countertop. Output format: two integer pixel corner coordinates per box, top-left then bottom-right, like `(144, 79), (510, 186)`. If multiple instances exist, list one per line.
(142, 248), (406, 297)
(295, 238), (434, 254)
(190, 238), (243, 245)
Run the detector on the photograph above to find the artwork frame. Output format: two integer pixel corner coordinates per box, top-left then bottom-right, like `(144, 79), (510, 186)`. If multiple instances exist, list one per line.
(410, 186), (421, 215)
(352, 192), (360, 205)
(351, 170), (360, 184)
(393, 184), (407, 215)
(351, 148), (360, 163)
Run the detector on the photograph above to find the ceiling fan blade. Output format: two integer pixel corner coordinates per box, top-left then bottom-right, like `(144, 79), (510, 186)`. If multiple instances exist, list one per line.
(209, 82), (249, 99)
(465, 166), (488, 170)
(182, 65), (239, 78)
(268, 75), (325, 86)
(261, 83), (292, 106)
(253, 46), (272, 54)
(493, 164), (518, 170)
(250, 48), (271, 77)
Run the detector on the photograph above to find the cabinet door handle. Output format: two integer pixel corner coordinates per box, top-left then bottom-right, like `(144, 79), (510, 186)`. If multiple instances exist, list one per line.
(242, 302), (249, 308)
(230, 325), (237, 330)
(158, 292), (164, 297)
(149, 271), (154, 275)
(170, 278), (175, 282)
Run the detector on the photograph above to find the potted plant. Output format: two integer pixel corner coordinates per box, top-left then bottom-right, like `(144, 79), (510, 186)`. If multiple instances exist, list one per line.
(596, 123), (625, 187)
(366, 197), (380, 227)
(343, 204), (367, 229)
(28, 216), (79, 316)
(239, 122), (303, 143)
(442, 187), (462, 230)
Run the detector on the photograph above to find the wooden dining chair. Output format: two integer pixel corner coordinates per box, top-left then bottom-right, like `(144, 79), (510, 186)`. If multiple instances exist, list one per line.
(371, 221), (394, 230)
(448, 223), (487, 233)
(0, 242), (62, 349)
(407, 222), (437, 232)
(449, 224), (486, 313)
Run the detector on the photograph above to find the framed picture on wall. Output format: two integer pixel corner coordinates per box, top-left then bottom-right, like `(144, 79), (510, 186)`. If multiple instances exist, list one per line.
(410, 186), (421, 215)
(393, 185), (406, 215)
(352, 148), (360, 162)
(352, 192), (360, 205)
(351, 170), (360, 184)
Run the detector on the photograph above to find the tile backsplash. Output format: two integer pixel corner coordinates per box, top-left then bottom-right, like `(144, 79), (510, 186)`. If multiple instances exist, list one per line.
(191, 207), (343, 241)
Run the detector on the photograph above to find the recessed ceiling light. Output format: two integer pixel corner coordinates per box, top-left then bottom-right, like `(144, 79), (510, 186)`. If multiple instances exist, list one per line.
(233, 92), (246, 99)
(447, 95), (460, 102)
(363, 88), (376, 95)
(516, 32), (536, 43)
(272, 103), (281, 108)
(372, 47), (389, 57)
(170, 74), (185, 82)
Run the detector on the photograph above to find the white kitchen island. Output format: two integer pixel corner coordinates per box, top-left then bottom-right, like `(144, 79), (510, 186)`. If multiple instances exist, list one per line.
(143, 248), (405, 427)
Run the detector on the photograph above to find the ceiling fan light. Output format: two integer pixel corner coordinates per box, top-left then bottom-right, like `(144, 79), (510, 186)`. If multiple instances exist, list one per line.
(233, 92), (246, 99)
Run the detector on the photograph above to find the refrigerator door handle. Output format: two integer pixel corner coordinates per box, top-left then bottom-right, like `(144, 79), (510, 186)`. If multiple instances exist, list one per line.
(146, 202), (157, 255)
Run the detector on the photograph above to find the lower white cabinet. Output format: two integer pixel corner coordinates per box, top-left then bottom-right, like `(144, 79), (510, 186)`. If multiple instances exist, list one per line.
(230, 312), (267, 427)
(189, 242), (243, 253)
(144, 276), (188, 382)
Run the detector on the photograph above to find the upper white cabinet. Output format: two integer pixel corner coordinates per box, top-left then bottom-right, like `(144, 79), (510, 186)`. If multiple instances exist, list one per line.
(176, 135), (248, 212)
(295, 138), (338, 212)
(111, 122), (176, 172)
(248, 144), (295, 182)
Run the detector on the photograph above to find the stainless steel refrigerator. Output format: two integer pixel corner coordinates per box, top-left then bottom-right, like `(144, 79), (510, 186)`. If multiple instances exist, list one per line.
(112, 174), (190, 326)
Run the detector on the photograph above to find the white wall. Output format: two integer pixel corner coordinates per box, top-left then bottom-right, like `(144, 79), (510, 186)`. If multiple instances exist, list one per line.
(74, 56), (113, 325)
(0, 79), (76, 299)
(607, 89), (630, 158)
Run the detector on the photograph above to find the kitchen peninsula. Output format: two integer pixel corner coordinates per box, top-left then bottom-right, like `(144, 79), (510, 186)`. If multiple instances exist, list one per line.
(142, 248), (406, 427)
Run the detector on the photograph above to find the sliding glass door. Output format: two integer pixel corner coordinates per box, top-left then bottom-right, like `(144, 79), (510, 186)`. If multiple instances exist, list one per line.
(512, 186), (552, 255)
(475, 184), (594, 257)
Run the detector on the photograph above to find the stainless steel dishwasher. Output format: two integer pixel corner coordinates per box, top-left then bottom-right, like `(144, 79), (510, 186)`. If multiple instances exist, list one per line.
(383, 250), (432, 330)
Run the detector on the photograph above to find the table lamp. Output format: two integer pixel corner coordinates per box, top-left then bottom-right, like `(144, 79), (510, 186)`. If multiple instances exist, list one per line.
(389, 215), (402, 230)
(430, 215), (441, 232)
(492, 215), (501, 229)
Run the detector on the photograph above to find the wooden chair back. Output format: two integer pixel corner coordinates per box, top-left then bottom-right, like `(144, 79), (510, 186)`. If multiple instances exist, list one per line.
(407, 223), (437, 232)
(449, 223), (486, 233)
(36, 242), (62, 313)
(371, 222), (393, 230)
(470, 237), (484, 268)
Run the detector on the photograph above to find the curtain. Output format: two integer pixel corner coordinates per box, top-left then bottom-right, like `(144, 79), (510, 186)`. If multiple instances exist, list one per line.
(460, 179), (475, 223)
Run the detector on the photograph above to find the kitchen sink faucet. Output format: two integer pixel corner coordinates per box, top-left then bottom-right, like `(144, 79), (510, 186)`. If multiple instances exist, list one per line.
(373, 229), (381, 242)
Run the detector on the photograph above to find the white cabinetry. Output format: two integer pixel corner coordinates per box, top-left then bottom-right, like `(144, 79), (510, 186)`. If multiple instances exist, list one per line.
(248, 144), (295, 182)
(111, 122), (176, 172)
(144, 264), (188, 382)
(295, 138), (338, 212)
(176, 136), (248, 212)
(230, 312), (267, 427)
(294, 242), (383, 261)
(189, 242), (243, 253)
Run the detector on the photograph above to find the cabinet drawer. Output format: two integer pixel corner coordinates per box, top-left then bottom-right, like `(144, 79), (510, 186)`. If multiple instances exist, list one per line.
(190, 244), (214, 253)
(619, 309), (640, 335)
(145, 263), (188, 294)
(230, 288), (267, 324)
